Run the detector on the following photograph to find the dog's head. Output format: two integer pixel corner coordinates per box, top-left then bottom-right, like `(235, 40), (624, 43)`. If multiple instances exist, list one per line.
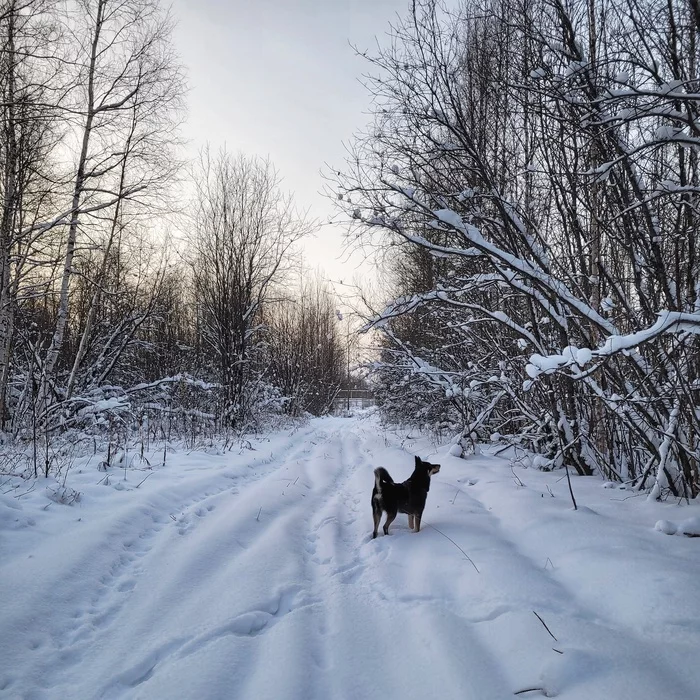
(415, 455), (441, 476)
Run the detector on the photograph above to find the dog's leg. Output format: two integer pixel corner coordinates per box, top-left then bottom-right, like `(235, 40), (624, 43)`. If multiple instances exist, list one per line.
(414, 514), (422, 532)
(383, 510), (397, 535)
(408, 514), (414, 530)
(372, 505), (382, 539)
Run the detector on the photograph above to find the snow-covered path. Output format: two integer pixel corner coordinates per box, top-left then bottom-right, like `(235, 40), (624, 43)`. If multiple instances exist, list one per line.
(2, 415), (700, 700)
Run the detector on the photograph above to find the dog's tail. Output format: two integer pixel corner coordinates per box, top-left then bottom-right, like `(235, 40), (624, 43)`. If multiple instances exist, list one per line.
(374, 467), (394, 494)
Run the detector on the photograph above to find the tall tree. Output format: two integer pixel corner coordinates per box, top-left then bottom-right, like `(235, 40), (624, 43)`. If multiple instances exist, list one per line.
(37, 0), (184, 420)
(334, 0), (700, 497)
(190, 148), (312, 427)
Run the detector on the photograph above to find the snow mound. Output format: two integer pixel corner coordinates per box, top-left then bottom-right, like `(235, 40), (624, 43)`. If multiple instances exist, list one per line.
(0, 493), (35, 531)
(655, 516), (700, 537)
(654, 519), (678, 535)
(678, 516), (700, 537)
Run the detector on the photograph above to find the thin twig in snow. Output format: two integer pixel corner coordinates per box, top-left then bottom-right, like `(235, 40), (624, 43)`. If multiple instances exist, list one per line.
(564, 463), (577, 510)
(425, 523), (479, 573)
(511, 465), (525, 487)
(514, 687), (549, 696)
(532, 610), (558, 641)
(136, 472), (154, 489)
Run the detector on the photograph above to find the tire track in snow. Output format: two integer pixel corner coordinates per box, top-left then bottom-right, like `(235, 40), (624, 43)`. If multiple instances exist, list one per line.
(12, 424), (325, 700)
(299, 427), (369, 681)
(297, 424), (516, 700)
(96, 420), (364, 700)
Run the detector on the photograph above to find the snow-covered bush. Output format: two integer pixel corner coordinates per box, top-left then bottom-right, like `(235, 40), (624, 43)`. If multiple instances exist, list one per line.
(334, 0), (700, 498)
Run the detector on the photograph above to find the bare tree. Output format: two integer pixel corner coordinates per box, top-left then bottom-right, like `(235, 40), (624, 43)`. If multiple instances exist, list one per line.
(37, 0), (184, 418)
(189, 148), (313, 427)
(0, 0), (62, 428)
(264, 272), (344, 416)
(333, 0), (700, 496)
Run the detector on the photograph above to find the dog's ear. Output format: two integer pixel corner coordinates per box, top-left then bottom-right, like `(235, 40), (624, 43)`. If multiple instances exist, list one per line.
(415, 455), (422, 468)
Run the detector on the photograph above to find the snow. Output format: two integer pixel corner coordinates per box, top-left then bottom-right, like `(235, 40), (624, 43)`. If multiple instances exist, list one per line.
(657, 516), (700, 537)
(654, 519), (678, 535)
(527, 352), (566, 377)
(575, 347), (592, 366)
(77, 397), (128, 417)
(655, 125), (683, 141)
(1, 415), (700, 699)
(526, 311), (700, 379)
(678, 517), (700, 537)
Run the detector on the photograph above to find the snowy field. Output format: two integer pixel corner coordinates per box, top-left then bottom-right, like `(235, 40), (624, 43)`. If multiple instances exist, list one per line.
(1, 414), (699, 700)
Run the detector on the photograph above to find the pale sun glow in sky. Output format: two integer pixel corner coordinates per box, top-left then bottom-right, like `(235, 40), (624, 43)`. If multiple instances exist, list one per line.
(171, 0), (409, 287)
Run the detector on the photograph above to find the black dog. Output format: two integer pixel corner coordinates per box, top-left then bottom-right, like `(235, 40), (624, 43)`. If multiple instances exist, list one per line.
(372, 456), (441, 538)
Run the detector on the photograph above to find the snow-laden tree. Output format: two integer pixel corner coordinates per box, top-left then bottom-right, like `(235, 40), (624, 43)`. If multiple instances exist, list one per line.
(333, 0), (700, 497)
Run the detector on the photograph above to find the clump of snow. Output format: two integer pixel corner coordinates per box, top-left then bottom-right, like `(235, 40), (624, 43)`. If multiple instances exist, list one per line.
(654, 519), (678, 535)
(601, 297), (615, 312)
(655, 125), (683, 141)
(678, 516), (700, 537)
(531, 454), (553, 470)
(575, 348), (593, 366)
(433, 208), (465, 230)
(655, 516), (700, 537)
(46, 484), (82, 506)
(0, 493), (36, 531)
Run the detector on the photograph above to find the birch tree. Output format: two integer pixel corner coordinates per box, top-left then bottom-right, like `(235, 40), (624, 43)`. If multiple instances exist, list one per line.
(37, 0), (183, 419)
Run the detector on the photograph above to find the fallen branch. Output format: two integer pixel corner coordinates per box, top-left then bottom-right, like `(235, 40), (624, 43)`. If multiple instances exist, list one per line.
(533, 610), (558, 641)
(514, 687), (550, 696)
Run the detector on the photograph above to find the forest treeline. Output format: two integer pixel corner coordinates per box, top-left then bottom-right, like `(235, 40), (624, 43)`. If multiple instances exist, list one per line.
(5, 0), (700, 499)
(0, 0), (347, 476)
(333, 0), (700, 498)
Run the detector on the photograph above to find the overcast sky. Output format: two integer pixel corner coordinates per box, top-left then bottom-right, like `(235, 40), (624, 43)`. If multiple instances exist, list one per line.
(170, 0), (409, 286)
